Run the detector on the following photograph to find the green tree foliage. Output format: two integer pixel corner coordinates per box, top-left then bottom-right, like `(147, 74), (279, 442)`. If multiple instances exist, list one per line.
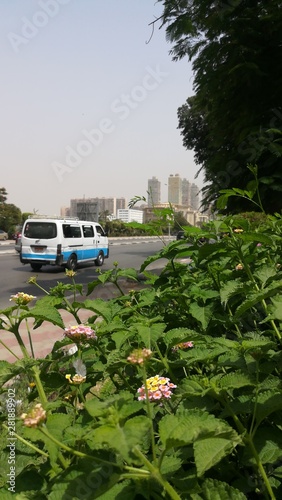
(0, 187), (22, 234)
(158, 0), (282, 213)
(0, 204), (22, 235)
(0, 187), (8, 204)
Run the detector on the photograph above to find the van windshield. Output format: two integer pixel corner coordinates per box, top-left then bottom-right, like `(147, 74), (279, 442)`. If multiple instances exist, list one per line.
(24, 222), (57, 239)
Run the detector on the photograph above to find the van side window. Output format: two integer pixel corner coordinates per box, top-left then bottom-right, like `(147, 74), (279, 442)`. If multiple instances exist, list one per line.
(83, 225), (94, 238)
(63, 225), (82, 238)
(95, 225), (105, 236)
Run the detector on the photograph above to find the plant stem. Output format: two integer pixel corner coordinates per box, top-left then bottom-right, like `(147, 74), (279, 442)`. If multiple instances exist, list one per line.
(133, 447), (182, 500)
(142, 366), (157, 465)
(111, 278), (125, 296)
(227, 304), (242, 338)
(244, 435), (276, 500)
(249, 360), (259, 438)
(0, 339), (20, 360)
(237, 245), (281, 342)
(10, 325), (30, 359)
(222, 396), (276, 499)
(154, 343), (176, 384)
(2, 424), (49, 457)
(25, 319), (35, 358)
(39, 426), (119, 468)
(31, 366), (48, 406)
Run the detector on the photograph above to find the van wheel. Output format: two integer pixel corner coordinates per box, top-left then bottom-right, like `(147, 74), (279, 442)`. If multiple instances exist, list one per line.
(67, 254), (77, 270)
(95, 251), (104, 266)
(31, 263), (42, 271)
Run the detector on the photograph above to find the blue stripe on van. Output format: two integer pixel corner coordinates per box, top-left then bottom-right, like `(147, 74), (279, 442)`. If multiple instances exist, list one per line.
(21, 253), (57, 261)
(21, 247), (108, 263)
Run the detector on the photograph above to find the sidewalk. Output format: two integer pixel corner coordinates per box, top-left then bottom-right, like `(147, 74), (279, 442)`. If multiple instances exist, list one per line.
(0, 278), (146, 363)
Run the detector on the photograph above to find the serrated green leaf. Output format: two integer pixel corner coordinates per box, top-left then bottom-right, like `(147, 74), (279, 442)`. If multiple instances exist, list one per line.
(189, 302), (214, 330)
(234, 281), (282, 319)
(21, 305), (64, 329)
(116, 268), (139, 280)
(190, 286), (219, 302)
(220, 394), (253, 418)
(219, 280), (245, 306)
(191, 477), (247, 499)
(45, 413), (72, 468)
(48, 459), (120, 500)
(160, 454), (183, 476)
(241, 338), (275, 351)
(85, 392), (138, 419)
(93, 479), (136, 500)
(85, 416), (150, 463)
(243, 426), (282, 465)
(179, 378), (207, 396)
(254, 266), (278, 287)
(82, 299), (121, 322)
(217, 351), (246, 370)
(194, 436), (239, 476)
(163, 328), (201, 347)
(159, 409), (240, 451)
(111, 330), (134, 349)
(255, 391), (282, 426)
(180, 347), (227, 365)
(267, 295), (282, 320)
(219, 371), (255, 390)
(216, 193), (230, 210)
(237, 232), (273, 245)
(136, 322), (166, 346)
(0, 359), (37, 386)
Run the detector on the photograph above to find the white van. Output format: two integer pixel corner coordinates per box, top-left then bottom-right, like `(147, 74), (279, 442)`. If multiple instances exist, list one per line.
(20, 216), (109, 271)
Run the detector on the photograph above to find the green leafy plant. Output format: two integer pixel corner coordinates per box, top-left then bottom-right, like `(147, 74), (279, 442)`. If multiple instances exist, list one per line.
(1, 214), (282, 498)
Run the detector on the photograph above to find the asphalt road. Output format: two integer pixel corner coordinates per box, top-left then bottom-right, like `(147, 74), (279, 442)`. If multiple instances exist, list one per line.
(0, 239), (168, 309)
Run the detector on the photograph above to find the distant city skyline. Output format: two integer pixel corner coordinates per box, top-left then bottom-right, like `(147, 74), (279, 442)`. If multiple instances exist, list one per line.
(60, 173), (200, 218)
(150, 174), (200, 210)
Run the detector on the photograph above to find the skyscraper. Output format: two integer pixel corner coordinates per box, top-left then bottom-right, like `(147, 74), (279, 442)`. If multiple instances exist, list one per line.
(190, 183), (200, 210)
(182, 178), (191, 207)
(147, 176), (161, 207)
(168, 174), (182, 205)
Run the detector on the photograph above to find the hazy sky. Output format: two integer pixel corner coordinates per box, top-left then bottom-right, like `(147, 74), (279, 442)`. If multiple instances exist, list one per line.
(1, 0), (202, 215)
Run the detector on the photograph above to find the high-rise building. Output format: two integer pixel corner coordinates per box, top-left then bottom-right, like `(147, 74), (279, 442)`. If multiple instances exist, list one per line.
(116, 197), (126, 212)
(182, 178), (191, 207)
(168, 174), (182, 204)
(69, 197), (126, 220)
(190, 183), (200, 210)
(147, 176), (161, 207)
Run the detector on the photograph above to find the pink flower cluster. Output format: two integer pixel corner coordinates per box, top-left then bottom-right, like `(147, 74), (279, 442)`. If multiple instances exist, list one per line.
(127, 348), (152, 365)
(21, 403), (46, 428)
(10, 292), (36, 305)
(64, 324), (97, 342)
(172, 341), (194, 352)
(137, 375), (177, 401)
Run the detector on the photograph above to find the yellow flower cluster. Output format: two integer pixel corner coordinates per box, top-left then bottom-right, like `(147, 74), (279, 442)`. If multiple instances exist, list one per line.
(65, 269), (77, 277)
(65, 373), (86, 385)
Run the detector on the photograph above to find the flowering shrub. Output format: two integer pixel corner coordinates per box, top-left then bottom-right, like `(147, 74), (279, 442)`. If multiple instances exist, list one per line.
(1, 214), (282, 498)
